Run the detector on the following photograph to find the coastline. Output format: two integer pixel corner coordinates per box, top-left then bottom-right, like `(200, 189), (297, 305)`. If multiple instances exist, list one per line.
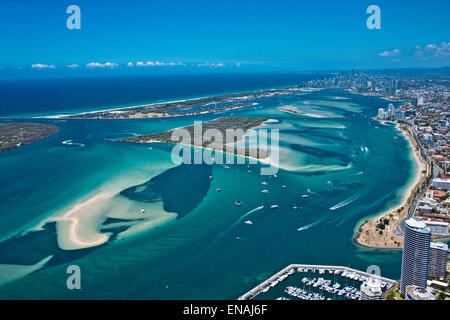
(354, 121), (430, 249)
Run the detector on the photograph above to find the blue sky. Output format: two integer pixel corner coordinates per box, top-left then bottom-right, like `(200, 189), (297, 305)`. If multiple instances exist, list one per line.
(0, 0), (449, 76)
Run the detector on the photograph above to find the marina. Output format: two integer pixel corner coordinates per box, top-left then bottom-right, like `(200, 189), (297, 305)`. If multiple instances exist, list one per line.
(238, 264), (397, 300)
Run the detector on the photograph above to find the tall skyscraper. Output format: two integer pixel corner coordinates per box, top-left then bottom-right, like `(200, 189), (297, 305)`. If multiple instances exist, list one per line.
(429, 242), (449, 279)
(400, 218), (431, 294)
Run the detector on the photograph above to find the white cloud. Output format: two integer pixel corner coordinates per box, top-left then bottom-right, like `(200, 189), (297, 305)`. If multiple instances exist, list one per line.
(86, 62), (118, 69)
(134, 61), (185, 67)
(67, 64), (80, 69)
(31, 63), (56, 69)
(414, 42), (450, 59)
(378, 49), (401, 57)
(197, 62), (225, 68)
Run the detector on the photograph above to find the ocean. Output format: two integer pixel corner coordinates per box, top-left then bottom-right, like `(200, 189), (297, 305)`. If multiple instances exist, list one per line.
(0, 74), (414, 299)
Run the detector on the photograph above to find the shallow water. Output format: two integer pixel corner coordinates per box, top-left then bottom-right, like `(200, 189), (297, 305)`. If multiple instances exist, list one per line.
(0, 88), (413, 299)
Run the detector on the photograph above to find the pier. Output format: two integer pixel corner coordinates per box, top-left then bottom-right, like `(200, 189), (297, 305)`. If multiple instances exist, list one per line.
(238, 264), (397, 300)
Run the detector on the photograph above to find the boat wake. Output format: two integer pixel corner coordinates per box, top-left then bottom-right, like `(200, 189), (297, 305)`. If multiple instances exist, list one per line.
(297, 216), (327, 232)
(228, 206), (264, 230)
(62, 140), (85, 148)
(329, 193), (362, 211)
(212, 206), (264, 246)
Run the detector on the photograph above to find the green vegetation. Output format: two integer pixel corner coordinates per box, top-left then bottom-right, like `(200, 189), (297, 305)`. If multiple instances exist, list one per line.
(0, 122), (59, 152)
(119, 117), (270, 158)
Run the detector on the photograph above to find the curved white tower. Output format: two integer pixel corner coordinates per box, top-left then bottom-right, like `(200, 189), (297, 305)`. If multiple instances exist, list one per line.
(400, 218), (431, 294)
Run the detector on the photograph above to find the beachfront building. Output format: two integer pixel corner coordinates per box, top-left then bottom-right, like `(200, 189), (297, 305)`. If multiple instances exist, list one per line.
(360, 279), (383, 300)
(394, 109), (406, 120)
(405, 286), (436, 300)
(424, 220), (449, 237)
(428, 242), (449, 279)
(400, 218), (431, 294)
(432, 178), (450, 190)
(377, 108), (387, 120)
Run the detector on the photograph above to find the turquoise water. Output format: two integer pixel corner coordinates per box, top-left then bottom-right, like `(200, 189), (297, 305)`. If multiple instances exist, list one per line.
(0, 89), (413, 299)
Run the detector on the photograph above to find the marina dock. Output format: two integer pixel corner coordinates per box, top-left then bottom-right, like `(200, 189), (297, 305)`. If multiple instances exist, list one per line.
(238, 264), (397, 300)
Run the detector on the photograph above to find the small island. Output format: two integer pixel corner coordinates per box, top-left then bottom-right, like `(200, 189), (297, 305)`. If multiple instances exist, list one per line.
(0, 122), (59, 152)
(118, 116), (270, 159)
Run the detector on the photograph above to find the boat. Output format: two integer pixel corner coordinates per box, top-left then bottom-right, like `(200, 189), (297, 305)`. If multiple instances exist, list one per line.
(270, 205), (279, 209)
(262, 287), (270, 293)
(244, 220), (253, 225)
(288, 269), (295, 275)
(234, 201), (243, 206)
(282, 185), (286, 188)
(261, 181), (268, 185)
(301, 194), (309, 198)
(216, 188), (221, 192)
(140, 209), (145, 213)
(261, 190), (269, 193)
(292, 206), (299, 210)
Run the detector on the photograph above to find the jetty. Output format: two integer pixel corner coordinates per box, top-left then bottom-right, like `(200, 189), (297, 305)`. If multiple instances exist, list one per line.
(238, 264), (397, 300)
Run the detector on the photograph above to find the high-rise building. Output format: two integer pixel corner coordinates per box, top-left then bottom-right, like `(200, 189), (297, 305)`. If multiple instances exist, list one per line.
(360, 279), (383, 300)
(429, 242), (449, 279)
(400, 218), (431, 294)
(377, 108), (386, 119)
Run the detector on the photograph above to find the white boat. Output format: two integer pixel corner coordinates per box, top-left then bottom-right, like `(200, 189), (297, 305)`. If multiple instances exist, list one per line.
(288, 269), (295, 275)
(261, 181), (268, 185)
(261, 190), (269, 193)
(244, 220), (253, 225)
(301, 194), (309, 198)
(262, 287), (270, 293)
(140, 209), (145, 213)
(270, 205), (279, 209)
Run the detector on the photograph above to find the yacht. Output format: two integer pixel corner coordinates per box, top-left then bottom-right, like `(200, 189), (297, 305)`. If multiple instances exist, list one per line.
(244, 220), (253, 225)
(262, 287), (270, 293)
(270, 205), (279, 209)
(301, 194), (309, 198)
(261, 189), (269, 193)
(234, 201), (243, 206)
